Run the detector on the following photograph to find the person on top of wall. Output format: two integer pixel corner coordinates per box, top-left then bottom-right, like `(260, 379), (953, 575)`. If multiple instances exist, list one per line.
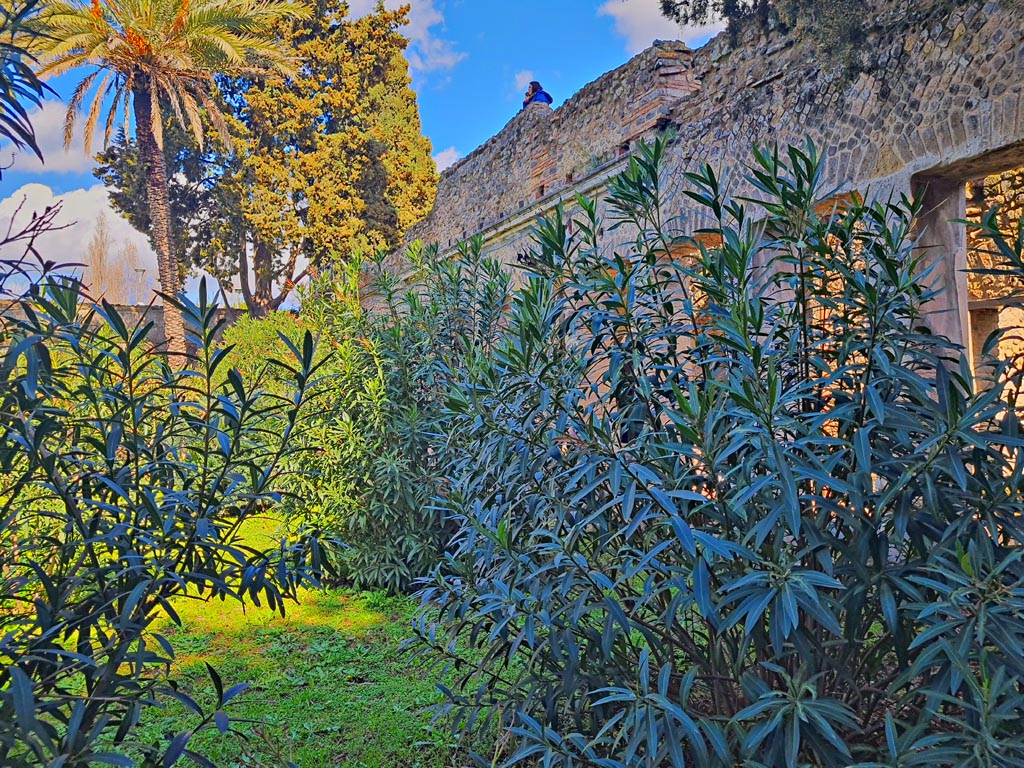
(522, 80), (553, 110)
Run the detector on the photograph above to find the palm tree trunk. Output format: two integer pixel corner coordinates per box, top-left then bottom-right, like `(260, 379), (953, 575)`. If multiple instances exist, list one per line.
(132, 79), (187, 365)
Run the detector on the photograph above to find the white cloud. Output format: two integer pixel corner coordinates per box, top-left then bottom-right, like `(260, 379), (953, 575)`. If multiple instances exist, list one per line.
(346, 0), (465, 74)
(598, 0), (724, 53)
(514, 70), (536, 94)
(433, 146), (461, 172)
(2, 99), (115, 176)
(0, 183), (158, 296)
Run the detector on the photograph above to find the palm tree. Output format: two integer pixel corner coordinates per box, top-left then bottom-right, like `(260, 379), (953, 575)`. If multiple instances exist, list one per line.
(37, 0), (301, 362)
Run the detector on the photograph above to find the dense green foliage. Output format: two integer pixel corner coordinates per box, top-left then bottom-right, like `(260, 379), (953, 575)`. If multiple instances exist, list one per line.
(410, 137), (1024, 766)
(0, 223), (329, 765)
(660, 0), (771, 28)
(210, 245), (507, 592)
(343, 239), (511, 590)
(216, 306), (308, 389)
(260, 243), (508, 591)
(94, 0), (438, 317)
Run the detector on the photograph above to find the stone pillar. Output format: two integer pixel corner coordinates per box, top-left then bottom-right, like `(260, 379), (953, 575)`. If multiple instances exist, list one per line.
(969, 305), (1001, 386)
(915, 177), (970, 356)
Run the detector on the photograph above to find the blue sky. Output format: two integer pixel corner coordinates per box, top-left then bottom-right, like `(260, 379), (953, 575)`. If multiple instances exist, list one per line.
(0, 0), (718, 282)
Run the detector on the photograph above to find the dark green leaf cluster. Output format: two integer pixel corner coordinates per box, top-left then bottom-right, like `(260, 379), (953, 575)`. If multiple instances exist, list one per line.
(660, 0), (864, 66)
(411, 137), (1024, 766)
(0, 0), (51, 169)
(0, 250), (330, 765)
(660, 0), (770, 28)
(276, 241), (513, 592)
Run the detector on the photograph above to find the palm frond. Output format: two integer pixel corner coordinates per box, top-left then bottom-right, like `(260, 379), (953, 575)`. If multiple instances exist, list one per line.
(179, 87), (203, 147)
(63, 66), (99, 148)
(102, 81), (123, 147)
(81, 69), (112, 152)
(36, 0), (303, 151)
(0, 0), (52, 159)
(196, 85), (227, 146)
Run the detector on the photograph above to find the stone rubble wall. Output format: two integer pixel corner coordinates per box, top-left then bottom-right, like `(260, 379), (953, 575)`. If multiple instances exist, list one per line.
(667, 0), (1022, 194)
(386, 0), (1024, 332)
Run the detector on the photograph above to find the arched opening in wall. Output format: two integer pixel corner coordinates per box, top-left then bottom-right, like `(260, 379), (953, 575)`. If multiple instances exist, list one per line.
(732, 192), (862, 325)
(665, 232), (724, 336)
(911, 142), (1024, 397)
(966, 166), (1024, 403)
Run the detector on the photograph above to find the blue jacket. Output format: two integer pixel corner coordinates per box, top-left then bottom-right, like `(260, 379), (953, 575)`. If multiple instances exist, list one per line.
(523, 90), (553, 109)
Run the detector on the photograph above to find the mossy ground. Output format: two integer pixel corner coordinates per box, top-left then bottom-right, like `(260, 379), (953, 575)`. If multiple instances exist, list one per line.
(137, 518), (475, 767)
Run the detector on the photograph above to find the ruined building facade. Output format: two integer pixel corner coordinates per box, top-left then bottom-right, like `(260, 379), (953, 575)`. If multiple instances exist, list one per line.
(392, 0), (1024, 369)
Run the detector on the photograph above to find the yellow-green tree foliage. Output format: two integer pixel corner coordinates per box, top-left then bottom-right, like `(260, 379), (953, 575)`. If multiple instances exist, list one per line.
(227, 0), (437, 312)
(39, 0), (300, 355)
(94, 1), (438, 316)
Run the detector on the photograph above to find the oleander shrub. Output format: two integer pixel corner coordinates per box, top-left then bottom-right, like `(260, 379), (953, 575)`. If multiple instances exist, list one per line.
(279, 243), (511, 591)
(216, 308), (307, 391)
(360, 238), (512, 591)
(211, 268), (393, 588)
(268, 263), (395, 587)
(412, 137), (1024, 767)
(0, 234), (328, 767)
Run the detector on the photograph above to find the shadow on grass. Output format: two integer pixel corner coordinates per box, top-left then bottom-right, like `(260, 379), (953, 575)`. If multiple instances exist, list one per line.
(142, 569), (469, 766)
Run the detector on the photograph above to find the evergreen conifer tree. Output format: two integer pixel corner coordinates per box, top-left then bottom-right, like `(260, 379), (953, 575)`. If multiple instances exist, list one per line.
(95, 1), (438, 316)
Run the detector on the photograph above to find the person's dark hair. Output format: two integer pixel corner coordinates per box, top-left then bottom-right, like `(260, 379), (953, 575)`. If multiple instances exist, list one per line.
(529, 81), (542, 92)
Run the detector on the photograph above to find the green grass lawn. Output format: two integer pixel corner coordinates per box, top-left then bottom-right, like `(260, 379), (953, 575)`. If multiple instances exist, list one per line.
(137, 520), (480, 767)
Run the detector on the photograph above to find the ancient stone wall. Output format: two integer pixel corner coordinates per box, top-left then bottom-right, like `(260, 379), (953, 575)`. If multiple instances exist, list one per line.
(666, 0), (1022, 195)
(389, 0), (1024, 349)
(407, 42), (698, 255)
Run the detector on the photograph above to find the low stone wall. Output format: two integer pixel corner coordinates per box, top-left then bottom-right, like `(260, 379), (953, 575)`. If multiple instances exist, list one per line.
(0, 302), (243, 348)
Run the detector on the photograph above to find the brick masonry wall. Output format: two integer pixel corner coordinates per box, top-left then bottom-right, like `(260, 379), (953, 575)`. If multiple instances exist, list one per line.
(404, 42), (699, 253)
(397, 0), (1024, 274)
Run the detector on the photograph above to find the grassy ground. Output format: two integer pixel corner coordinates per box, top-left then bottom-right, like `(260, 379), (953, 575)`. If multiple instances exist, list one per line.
(138, 520), (476, 767)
